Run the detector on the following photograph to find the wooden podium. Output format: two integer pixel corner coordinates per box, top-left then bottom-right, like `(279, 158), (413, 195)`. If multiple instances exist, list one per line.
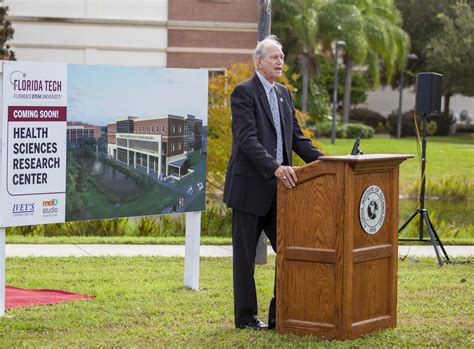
(276, 154), (412, 340)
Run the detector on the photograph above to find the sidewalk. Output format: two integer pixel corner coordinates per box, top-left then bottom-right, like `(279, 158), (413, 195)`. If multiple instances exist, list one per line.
(5, 244), (474, 258)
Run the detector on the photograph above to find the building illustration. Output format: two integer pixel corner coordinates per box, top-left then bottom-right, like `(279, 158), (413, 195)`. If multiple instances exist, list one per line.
(107, 115), (202, 179)
(67, 121), (101, 147)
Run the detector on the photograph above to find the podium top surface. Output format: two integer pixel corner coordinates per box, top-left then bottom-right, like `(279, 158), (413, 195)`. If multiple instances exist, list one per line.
(319, 154), (414, 162)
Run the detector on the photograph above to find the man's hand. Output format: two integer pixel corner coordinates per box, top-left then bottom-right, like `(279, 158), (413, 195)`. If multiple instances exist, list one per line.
(274, 166), (298, 189)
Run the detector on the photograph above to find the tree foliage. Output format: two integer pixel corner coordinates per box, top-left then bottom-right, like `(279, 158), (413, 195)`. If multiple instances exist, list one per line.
(395, 0), (473, 86)
(425, 1), (474, 114)
(273, 0), (409, 124)
(317, 0), (410, 123)
(0, 6), (15, 60)
(272, 0), (323, 113)
(207, 62), (318, 201)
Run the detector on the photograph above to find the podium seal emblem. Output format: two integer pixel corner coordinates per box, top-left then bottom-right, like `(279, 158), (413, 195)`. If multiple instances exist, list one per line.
(359, 185), (386, 235)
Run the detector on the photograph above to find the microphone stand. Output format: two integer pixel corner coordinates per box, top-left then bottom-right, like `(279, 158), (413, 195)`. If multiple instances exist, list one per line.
(398, 113), (450, 265)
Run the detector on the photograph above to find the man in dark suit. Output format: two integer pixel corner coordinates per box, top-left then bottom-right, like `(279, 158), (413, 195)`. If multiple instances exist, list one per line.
(223, 35), (324, 330)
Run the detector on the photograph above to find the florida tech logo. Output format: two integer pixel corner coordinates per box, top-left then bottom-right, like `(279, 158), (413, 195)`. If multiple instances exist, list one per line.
(359, 185), (386, 235)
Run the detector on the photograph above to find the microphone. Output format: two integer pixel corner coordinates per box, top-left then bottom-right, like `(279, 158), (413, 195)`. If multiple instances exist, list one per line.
(350, 137), (363, 155)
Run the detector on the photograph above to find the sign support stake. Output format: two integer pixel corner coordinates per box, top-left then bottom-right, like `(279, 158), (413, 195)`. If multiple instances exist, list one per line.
(0, 227), (5, 316)
(184, 212), (201, 290)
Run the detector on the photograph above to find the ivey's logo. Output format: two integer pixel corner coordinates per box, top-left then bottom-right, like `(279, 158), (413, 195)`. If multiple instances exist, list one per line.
(42, 198), (59, 215)
(12, 203), (35, 215)
(359, 185), (386, 235)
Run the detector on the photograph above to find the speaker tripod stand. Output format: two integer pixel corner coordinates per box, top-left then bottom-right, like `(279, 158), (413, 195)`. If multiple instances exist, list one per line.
(398, 113), (450, 266)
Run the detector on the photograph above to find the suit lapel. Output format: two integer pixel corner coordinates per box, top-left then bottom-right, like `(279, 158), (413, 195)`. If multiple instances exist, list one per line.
(253, 75), (276, 129)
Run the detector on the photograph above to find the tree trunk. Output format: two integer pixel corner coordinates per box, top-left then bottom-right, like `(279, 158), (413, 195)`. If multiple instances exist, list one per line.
(444, 93), (451, 116)
(258, 0), (271, 41)
(342, 57), (353, 124)
(299, 53), (309, 113)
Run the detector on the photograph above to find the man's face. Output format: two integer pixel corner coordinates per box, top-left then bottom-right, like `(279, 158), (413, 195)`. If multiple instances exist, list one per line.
(256, 44), (284, 83)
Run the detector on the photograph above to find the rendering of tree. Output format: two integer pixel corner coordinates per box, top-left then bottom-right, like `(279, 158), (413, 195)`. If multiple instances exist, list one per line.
(0, 6), (15, 60)
(425, 2), (474, 115)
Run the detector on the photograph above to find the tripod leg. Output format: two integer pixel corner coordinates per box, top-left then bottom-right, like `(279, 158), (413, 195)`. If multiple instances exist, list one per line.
(425, 213), (450, 262)
(398, 209), (420, 234)
(419, 206), (424, 241)
(423, 211), (443, 266)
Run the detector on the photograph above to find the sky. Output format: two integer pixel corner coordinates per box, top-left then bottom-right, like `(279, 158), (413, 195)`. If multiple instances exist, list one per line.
(67, 64), (208, 126)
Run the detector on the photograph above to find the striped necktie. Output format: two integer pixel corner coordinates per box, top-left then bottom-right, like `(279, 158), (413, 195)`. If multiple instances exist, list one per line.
(269, 86), (283, 164)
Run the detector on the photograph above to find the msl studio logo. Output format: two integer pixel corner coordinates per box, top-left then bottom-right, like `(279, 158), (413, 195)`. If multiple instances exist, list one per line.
(12, 203), (35, 216)
(42, 198), (59, 217)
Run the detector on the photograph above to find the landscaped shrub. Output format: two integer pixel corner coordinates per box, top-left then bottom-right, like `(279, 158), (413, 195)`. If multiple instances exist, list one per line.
(63, 218), (129, 236)
(343, 123), (374, 139)
(312, 121), (373, 138)
(408, 176), (473, 200)
(387, 109), (454, 137)
(349, 107), (386, 133)
(201, 204), (232, 237)
(312, 120), (345, 138)
(432, 112), (455, 136)
(134, 216), (162, 237)
(7, 224), (44, 236)
(456, 124), (474, 133)
(7, 218), (130, 237)
(387, 110), (419, 137)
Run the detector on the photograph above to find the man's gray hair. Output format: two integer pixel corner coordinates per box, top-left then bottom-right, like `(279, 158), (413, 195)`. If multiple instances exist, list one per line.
(253, 35), (282, 62)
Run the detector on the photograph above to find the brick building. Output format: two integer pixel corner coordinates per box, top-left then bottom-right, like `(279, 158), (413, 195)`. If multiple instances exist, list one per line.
(67, 121), (101, 147)
(107, 115), (202, 179)
(5, 0), (257, 70)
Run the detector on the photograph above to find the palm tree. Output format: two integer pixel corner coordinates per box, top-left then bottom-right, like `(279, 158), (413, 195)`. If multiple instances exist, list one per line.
(318, 0), (410, 123)
(272, 0), (323, 113)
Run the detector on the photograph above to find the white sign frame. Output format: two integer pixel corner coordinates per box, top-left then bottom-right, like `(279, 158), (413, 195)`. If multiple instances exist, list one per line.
(0, 61), (204, 316)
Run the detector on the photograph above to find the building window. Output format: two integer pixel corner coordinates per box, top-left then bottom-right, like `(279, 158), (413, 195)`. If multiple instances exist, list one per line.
(171, 125), (176, 133)
(146, 126), (149, 133)
(171, 143), (175, 151)
(178, 142), (182, 150)
(151, 126), (155, 133)
(162, 125), (165, 133)
(178, 125), (182, 133)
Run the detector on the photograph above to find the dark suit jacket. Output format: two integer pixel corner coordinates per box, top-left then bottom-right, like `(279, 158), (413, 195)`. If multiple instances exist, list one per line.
(223, 74), (323, 215)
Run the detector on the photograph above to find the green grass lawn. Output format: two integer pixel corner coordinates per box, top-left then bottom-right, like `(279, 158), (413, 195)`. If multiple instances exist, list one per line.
(1, 256), (473, 347)
(317, 135), (474, 196)
(5, 234), (474, 246)
(5, 235), (233, 245)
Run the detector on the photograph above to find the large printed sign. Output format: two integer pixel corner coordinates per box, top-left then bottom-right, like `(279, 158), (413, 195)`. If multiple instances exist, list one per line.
(0, 61), (208, 227)
(1, 61), (67, 226)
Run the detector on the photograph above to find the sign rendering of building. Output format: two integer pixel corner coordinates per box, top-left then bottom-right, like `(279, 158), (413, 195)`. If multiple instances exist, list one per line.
(107, 115), (202, 179)
(67, 121), (101, 147)
(0, 61), (208, 226)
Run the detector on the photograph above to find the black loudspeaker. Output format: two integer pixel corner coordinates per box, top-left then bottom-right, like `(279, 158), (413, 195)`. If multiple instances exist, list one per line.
(415, 72), (443, 114)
